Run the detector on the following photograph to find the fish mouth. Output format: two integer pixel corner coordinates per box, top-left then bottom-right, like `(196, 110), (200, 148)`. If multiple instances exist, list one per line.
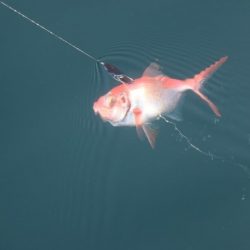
(93, 102), (99, 114)
(93, 102), (109, 121)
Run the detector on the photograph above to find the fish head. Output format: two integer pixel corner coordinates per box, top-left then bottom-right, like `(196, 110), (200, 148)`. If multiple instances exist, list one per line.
(93, 90), (131, 124)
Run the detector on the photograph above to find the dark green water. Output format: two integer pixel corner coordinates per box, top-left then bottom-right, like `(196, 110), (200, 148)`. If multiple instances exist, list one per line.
(1, 0), (250, 249)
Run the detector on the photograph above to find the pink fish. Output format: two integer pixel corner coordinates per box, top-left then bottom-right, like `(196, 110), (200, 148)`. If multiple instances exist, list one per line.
(93, 56), (228, 148)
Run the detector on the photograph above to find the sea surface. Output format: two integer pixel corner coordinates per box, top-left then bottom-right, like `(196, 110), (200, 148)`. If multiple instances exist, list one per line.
(1, 0), (250, 249)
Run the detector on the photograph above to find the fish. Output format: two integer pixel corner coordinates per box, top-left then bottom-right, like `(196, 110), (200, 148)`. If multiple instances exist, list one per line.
(93, 56), (228, 148)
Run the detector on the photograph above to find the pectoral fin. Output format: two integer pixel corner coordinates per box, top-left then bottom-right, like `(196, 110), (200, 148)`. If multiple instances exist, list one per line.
(133, 108), (143, 138)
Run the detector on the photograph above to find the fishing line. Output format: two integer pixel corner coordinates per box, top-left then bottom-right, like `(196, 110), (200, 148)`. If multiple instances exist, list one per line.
(159, 115), (215, 159)
(1, 2), (249, 176)
(0, 1), (132, 83)
(0, 1), (98, 62)
(159, 115), (250, 177)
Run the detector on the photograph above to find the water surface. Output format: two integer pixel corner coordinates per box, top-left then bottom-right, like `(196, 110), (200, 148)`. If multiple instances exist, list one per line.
(1, 0), (250, 249)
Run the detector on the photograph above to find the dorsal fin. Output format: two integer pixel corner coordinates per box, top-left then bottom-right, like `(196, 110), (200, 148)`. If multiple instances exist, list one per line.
(142, 63), (163, 77)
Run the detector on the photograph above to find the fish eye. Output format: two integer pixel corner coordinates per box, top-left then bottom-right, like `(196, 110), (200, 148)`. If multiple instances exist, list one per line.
(119, 93), (127, 104)
(121, 96), (126, 103)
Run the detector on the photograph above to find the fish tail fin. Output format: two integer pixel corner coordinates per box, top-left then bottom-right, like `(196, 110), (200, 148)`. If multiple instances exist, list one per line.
(186, 56), (228, 117)
(192, 56), (228, 89)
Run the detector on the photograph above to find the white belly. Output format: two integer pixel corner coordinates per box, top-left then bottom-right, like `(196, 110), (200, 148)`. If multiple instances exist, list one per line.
(111, 86), (183, 127)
